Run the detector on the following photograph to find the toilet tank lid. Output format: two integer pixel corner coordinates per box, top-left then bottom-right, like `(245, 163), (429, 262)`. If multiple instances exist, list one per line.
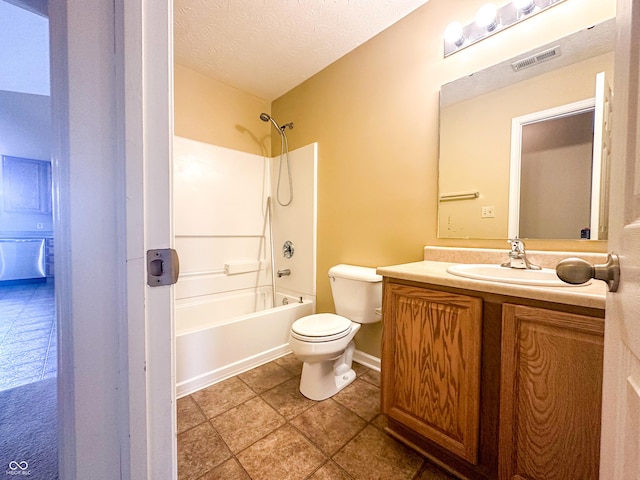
(328, 264), (382, 282)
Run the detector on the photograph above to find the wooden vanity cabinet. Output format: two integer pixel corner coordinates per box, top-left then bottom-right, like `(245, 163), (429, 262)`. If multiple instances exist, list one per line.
(381, 281), (483, 464)
(499, 304), (604, 480)
(381, 278), (605, 480)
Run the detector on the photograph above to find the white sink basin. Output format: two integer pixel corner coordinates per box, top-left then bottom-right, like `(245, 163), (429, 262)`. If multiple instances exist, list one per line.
(446, 264), (589, 287)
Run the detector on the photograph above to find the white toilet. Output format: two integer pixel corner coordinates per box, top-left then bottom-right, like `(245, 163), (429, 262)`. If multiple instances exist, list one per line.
(288, 264), (382, 401)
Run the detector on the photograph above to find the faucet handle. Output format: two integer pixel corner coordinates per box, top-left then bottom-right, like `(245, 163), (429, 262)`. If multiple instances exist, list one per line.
(503, 238), (541, 270)
(507, 238), (526, 253)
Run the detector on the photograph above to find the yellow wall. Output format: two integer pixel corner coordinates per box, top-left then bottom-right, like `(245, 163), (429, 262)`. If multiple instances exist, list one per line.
(174, 63), (271, 156)
(271, 0), (616, 356)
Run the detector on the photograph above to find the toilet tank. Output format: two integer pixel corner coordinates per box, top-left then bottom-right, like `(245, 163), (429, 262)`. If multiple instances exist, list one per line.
(328, 264), (382, 324)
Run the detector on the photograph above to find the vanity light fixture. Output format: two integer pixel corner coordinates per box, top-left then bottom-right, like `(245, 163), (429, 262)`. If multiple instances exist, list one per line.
(443, 0), (566, 57)
(476, 3), (498, 32)
(513, 0), (536, 14)
(444, 21), (465, 47)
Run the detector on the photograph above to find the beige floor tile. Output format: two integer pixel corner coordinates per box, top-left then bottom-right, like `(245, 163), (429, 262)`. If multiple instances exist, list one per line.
(176, 395), (206, 434)
(352, 362), (370, 377)
(199, 458), (251, 480)
(333, 425), (424, 480)
(361, 369), (381, 387)
(238, 361), (295, 394)
(211, 396), (286, 453)
(177, 422), (232, 480)
(333, 378), (381, 421)
(370, 413), (389, 432)
(274, 353), (303, 376)
(191, 376), (256, 418)
(290, 399), (367, 456)
(260, 376), (316, 419)
(176, 361), (439, 480)
(415, 462), (459, 480)
(308, 460), (353, 480)
(237, 424), (326, 480)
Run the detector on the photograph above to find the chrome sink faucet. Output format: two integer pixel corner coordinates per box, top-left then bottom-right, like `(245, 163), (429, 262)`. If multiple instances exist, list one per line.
(501, 239), (541, 270)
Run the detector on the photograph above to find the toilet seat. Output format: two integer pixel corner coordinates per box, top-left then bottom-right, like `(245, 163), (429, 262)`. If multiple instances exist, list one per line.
(291, 313), (353, 342)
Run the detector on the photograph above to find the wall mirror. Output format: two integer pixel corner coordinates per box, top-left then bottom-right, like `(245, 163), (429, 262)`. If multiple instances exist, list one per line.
(437, 18), (615, 240)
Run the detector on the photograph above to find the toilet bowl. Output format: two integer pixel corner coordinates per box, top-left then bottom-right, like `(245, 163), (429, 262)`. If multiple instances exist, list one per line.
(288, 265), (382, 401)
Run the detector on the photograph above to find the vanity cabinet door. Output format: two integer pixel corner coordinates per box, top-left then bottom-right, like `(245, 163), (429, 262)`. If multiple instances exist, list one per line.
(499, 304), (604, 480)
(382, 283), (483, 464)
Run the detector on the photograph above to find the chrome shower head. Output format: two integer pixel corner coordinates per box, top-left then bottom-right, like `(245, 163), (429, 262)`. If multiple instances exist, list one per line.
(259, 112), (282, 134)
(259, 113), (293, 134)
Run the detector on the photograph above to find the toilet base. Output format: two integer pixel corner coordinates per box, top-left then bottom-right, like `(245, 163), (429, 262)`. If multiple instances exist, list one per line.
(299, 363), (357, 401)
(298, 341), (358, 401)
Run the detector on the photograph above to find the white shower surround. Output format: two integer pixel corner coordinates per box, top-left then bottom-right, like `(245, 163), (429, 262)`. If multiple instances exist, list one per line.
(173, 136), (317, 394)
(270, 142), (318, 300)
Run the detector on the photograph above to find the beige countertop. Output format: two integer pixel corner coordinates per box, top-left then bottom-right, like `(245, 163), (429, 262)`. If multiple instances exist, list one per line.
(377, 260), (607, 310)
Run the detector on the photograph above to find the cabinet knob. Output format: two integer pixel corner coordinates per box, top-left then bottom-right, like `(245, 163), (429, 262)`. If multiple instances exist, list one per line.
(556, 253), (620, 292)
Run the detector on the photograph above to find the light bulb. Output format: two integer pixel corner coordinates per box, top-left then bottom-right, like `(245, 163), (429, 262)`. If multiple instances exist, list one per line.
(513, 0), (536, 14)
(444, 22), (465, 47)
(476, 3), (498, 31)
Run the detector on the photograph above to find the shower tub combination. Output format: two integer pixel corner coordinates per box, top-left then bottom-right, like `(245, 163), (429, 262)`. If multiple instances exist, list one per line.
(175, 291), (313, 398)
(173, 134), (318, 398)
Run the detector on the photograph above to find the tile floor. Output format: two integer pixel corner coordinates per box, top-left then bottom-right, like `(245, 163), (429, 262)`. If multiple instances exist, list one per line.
(177, 355), (457, 480)
(0, 281), (57, 391)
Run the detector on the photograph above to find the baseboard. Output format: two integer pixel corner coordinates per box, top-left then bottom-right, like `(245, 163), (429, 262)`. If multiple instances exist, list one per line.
(353, 350), (381, 372)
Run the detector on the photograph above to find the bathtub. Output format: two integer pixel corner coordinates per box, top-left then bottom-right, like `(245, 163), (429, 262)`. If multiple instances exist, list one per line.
(175, 292), (314, 397)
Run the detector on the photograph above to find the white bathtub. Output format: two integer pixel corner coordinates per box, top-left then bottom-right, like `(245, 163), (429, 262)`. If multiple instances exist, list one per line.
(175, 292), (314, 397)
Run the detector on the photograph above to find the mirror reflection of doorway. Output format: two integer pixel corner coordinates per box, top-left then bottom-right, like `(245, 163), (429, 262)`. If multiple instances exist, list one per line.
(508, 71), (612, 241)
(519, 109), (595, 239)
(0, 1), (57, 478)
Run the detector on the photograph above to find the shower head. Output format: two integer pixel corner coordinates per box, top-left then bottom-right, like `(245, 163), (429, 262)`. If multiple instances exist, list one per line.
(259, 112), (281, 133)
(259, 113), (293, 134)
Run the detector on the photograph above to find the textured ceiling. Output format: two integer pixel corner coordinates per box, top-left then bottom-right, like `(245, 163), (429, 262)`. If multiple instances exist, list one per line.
(174, 0), (430, 101)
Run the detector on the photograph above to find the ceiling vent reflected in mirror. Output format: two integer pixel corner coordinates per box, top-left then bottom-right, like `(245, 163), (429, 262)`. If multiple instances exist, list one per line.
(512, 46), (561, 72)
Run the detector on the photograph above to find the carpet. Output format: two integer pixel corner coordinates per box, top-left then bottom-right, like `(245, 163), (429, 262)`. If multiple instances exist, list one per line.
(0, 378), (57, 479)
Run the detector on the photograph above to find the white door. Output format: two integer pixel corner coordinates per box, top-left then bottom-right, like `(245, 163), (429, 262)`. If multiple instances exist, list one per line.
(599, 0), (640, 477)
(50, 1), (176, 479)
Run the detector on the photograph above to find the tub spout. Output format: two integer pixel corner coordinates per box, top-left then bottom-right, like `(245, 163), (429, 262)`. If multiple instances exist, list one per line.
(277, 269), (291, 277)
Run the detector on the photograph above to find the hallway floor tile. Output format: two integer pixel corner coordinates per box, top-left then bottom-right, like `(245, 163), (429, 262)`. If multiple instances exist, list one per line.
(0, 281), (56, 392)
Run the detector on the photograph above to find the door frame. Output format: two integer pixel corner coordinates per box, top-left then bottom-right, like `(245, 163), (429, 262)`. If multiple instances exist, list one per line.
(50, 1), (175, 478)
